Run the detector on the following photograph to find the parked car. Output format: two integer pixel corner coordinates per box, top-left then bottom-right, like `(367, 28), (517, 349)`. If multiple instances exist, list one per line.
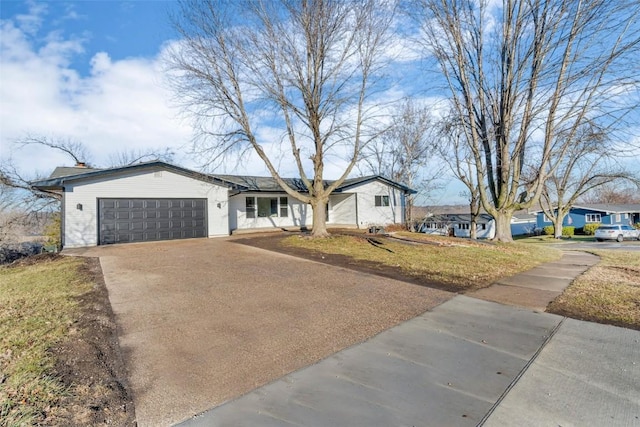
(594, 225), (640, 242)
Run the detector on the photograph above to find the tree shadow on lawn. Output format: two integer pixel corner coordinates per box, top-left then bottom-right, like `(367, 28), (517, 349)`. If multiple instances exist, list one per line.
(233, 232), (471, 294)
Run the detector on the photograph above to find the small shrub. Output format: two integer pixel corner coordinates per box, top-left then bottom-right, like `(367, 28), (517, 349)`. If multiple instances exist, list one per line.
(543, 225), (575, 237)
(0, 242), (43, 265)
(385, 223), (407, 232)
(634, 223), (640, 230)
(44, 212), (61, 248)
(583, 223), (600, 235)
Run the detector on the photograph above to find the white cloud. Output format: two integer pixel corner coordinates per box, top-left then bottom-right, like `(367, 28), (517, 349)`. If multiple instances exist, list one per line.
(0, 8), (193, 177)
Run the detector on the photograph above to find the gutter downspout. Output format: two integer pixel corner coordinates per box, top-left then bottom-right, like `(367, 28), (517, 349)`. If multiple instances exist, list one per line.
(354, 193), (359, 229)
(61, 187), (65, 249)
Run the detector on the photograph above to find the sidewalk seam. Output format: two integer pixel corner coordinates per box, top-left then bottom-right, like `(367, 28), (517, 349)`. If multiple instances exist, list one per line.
(476, 316), (566, 427)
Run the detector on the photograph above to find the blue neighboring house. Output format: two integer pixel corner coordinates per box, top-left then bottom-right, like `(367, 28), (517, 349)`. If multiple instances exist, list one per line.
(535, 204), (640, 230)
(511, 212), (537, 236)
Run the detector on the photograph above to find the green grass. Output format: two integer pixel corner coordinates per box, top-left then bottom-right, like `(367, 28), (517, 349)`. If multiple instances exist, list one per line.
(514, 235), (596, 243)
(0, 256), (92, 426)
(283, 233), (561, 291)
(548, 250), (640, 330)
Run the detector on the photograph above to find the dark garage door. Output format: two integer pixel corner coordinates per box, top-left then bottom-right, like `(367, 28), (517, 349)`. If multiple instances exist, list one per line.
(98, 198), (207, 245)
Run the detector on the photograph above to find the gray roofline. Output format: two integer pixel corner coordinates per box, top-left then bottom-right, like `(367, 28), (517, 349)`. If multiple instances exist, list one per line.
(30, 161), (235, 190)
(336, 175), (416, 194)
(31, 161), (416, 194)
(530, 204), (640, 215)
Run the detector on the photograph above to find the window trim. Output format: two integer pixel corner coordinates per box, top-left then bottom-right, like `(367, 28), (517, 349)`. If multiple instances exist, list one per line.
(375, 195), (390, 207)
(279, 197), (288, 217)
(246, 197), (256, 219)
(585, 213), (601, 223)
(246, 196), (289, 219)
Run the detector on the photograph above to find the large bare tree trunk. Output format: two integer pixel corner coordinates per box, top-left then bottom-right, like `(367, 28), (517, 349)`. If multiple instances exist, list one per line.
(493, 210), (515, 242)
(310, 199), (329, 237)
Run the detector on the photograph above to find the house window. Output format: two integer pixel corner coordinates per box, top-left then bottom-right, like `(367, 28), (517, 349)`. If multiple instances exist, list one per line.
(246, 197), (256, 218)
(258, 197), (278, 217)
(375, 195), (389, 207)
(585, 213), (601, 223)
(459, 223), (469, 230)
(543, 214), (551, 223)
(279, 197), (288, 217)
(616, 214), (621, 222)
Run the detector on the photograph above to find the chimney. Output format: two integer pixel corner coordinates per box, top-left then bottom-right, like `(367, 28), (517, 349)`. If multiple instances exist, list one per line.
(76, 161), (87, 168)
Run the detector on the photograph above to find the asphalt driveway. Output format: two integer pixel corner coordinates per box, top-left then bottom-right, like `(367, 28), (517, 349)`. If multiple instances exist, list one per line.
(68, 238), (452, 426)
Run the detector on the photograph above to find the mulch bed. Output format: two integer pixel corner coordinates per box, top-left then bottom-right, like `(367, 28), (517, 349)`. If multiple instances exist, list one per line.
(46, 257), (135, 426)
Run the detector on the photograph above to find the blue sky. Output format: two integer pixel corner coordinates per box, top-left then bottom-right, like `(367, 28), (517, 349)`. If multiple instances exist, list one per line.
(3, 1), (636, 206)
(0, 0), (458, 204)
(1, 1), (174, 75)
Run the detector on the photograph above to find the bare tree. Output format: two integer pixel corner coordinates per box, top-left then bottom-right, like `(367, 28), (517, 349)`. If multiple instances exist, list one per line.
(540, 123), (638, 237)
(413, 0), (640, 241)
(439, 114), (482, 239)
(0, 136), (175, 243)
(0, 160), (60, 243)
(580, 182), (640, 204)
(17, 135), (93, 167)
(360, 99), (441, 230)
(108, 147), (175, 167)
(168, 0), (396, 237)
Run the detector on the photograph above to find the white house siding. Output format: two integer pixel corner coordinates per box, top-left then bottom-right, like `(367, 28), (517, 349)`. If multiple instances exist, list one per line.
(229, 193), (312, 231)
(328, 193), (357, 225)
(229, 181), (405, 232)
(62, 168), (229, 248)
(350, 181), (404, 227)
(453, 221), (496, 239)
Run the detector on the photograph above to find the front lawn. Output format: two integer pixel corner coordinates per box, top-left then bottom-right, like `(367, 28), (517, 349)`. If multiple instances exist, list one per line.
(0, 255), (133, 426)
(514, 235), (596, 243)
(0, 256), (91, 426)
(282, 233), (561, 292)
(548, 250), (640, 330)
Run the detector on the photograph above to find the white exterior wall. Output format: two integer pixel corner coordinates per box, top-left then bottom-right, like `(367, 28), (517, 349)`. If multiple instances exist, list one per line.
(62, 168), (229, 248)
(229, 193), (313, 231)
(453, 221), (496, 239)
(350, 181), (404, 227)
(329, 193), (356, 225)
(228, 181), (405, 231)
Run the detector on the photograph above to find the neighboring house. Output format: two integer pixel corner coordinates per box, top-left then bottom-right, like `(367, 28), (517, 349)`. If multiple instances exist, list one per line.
(417, 206), (535, 238)
(419, 213), (495, 239)
(534, 204), (640, 231)
(510, 212), (538, 236)
(31, 161), (414, 248)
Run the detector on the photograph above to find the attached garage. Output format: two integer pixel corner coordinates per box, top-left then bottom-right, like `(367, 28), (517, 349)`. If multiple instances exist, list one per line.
(98, 198), (207, 245)
(30, 162), (231, 248)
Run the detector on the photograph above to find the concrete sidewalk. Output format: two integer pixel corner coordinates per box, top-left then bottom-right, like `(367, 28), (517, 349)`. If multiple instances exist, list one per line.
(180, 296), (640, 426)
(469, 250), (599, 311)
(179, 251), (640, 426)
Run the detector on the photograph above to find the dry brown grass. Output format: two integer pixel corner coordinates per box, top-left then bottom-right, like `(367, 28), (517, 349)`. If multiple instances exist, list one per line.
(283, 233), (560, 292)
(548, 250), (640, 330)
(0, 256), (92, 426)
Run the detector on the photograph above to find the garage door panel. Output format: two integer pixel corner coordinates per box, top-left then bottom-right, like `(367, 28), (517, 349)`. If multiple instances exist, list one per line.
(99, 198), (207, 245)
(115, 200), (130, 209)
(116, 222), (130, 231)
